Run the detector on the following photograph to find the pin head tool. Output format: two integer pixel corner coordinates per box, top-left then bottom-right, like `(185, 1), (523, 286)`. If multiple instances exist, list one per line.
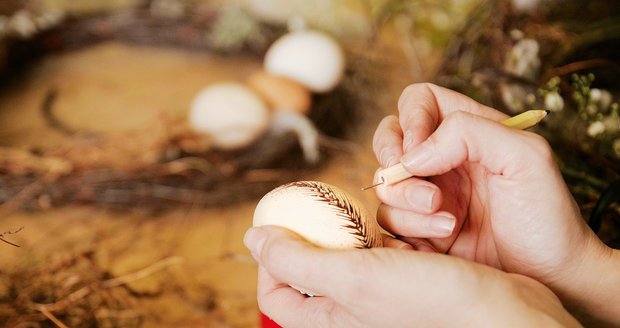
(361, 180), (384, 191)
(362, 163), (411, 190)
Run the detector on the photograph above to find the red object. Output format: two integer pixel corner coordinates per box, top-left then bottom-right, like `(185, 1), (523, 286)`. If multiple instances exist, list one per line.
(260, 312), (281, 328)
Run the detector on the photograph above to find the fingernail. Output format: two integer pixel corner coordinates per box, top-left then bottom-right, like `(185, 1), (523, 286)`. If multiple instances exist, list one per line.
(429, 215), (456, 236)
(401, 143), (432, 171)
(405, 185), (436, 212)
(403, 130), (413, 152)
(244, 227), (268, 256)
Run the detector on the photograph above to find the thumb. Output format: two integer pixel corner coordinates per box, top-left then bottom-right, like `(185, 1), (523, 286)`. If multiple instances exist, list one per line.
(400, 111), (553, 178)
(244, 225), (370, 300)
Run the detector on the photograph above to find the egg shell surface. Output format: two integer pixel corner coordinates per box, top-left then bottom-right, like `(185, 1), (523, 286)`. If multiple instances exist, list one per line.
(189, 82), (269, 149)
(253, 181), (383, 249)
(264, 31), (345, 93)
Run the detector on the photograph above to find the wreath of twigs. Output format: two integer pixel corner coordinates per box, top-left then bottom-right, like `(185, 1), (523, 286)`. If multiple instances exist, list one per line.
(0, 2), (365, 213)
(435, 0), (620, 247)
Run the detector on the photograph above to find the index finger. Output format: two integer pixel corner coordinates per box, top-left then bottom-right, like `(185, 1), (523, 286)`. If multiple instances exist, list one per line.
(372, 115), (403, 168)
(398, 83), (509, 153)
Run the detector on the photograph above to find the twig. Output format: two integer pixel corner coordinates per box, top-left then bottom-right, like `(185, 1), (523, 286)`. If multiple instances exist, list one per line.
(39, 307), (69, 328)
(35, 256), (184, 313)
(102, 256), (184, 288)
(41, 88), (77, 136)
(549, 59), (616, 77)
(0, 226), (24, 247)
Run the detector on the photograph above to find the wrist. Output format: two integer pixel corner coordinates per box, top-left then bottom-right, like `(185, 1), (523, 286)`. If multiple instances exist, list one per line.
(478, 275), (581, 328)
(554, 237), (620, 326)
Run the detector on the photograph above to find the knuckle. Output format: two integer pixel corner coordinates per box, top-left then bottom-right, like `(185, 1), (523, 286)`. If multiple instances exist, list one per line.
(398, 83), (437, 111)
(443, 110), (470, 126)
(524, 133), (554, 162)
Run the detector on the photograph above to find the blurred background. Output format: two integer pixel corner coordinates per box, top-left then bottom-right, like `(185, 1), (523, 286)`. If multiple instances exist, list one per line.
(0, 0), (618, 327)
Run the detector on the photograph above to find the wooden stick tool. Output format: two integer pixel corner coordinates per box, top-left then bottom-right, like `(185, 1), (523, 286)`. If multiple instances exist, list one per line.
(362, 109), (549, 190)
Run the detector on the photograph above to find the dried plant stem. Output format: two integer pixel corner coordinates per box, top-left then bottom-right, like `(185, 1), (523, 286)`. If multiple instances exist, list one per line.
(549, 58), (616, 78)
(39, 308), (69, 328)
(0, 226), (23, 247)
(35, 256), (184, 313)
(102, 256), (184, 288)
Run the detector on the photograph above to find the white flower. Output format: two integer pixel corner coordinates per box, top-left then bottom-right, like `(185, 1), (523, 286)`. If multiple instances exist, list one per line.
(510, 29), (524, 40)
(544, 92), (564, 112)
(500, 83), (527, 113)
(512, 0), (543, 12)
(587, 121), (606, 137)
(34, 11), (64, 30)
(590, 88), (603, 102)
(505, 38), (540, 80)
(9, 10), (37, 38)
(589, 88), (613, 112)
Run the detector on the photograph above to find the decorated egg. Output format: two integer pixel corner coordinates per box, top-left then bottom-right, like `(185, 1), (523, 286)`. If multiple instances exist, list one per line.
(253, 181), (383, 250)
(264, 31), (345, 93)
(189, 82), (269, 149)
(253, 180), (382, 296)
(246, 70), (312, 114)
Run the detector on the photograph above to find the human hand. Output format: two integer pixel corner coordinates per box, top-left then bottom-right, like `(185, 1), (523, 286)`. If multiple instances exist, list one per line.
(372, 83), (619, 325)
(244, 226), (580, 328)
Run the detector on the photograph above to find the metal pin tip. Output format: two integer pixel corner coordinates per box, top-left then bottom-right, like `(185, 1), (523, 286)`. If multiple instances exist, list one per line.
(361, 181), (383, 191)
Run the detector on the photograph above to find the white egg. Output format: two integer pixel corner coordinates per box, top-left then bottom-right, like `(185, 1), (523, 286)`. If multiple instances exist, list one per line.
(253, 181), (383, 250)
(189, 82), (269, 149)
(264, 31), (345, 93)
(253, 180), (382, 296)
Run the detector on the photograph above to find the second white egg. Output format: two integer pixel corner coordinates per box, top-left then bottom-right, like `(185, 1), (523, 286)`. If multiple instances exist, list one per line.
(189, 82), (269, 150)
